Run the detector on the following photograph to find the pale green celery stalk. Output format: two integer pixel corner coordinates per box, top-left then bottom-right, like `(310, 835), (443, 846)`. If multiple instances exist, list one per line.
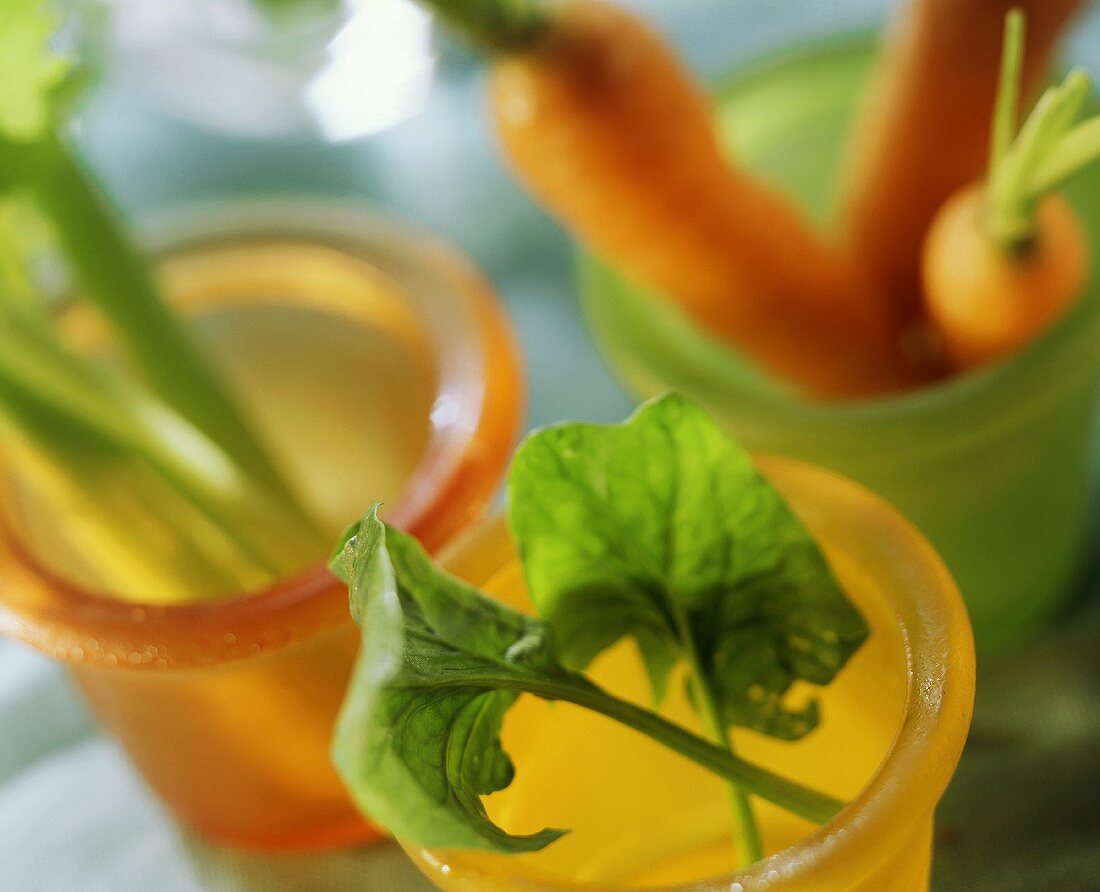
(0, 2), (327, 598)
(0, 308), (328, 589)
(0, 338), (274, 584)
(0, 376), (256, 597)
(0, 194), (325, 585)
(0, 196), (318, 596)
(20, 133), (322, 534)
(0, 199), (46, 316)
(1, 205), (231, 595)
(0, 421), (248, 600)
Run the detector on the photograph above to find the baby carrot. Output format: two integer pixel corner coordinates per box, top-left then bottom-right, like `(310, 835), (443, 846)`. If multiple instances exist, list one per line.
(922, 12), (1096, 370)
(838, 0), (1086, 330)
(423, 0), (917, 398)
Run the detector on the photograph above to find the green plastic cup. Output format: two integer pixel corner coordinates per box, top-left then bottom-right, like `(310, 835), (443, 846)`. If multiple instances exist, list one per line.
(579, 39), (1100, 653)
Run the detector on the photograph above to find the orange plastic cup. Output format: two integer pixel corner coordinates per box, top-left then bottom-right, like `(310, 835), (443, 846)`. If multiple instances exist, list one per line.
(0, 200), (524, 851)
(407, 457), (975, 890)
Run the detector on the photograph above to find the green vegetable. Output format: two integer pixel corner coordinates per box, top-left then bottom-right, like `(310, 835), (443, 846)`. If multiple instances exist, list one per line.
(331, 396), (866, 863)
(0, 302), (323, 589)
(23, 135), (319, 521)
(0, 0), (70, 143)
(509, 393), (868, 862)
(510, 393), (868, 735)
(330, 505), (567, 853)
(0, 1), (328, 598)
(331, 506), (846, 854)
(986, 11), (1100, 251)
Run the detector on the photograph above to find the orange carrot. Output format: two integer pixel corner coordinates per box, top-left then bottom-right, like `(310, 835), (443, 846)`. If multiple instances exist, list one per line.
(424, 0), (917, 398)
(923, 186), (1086, 368)
(922, 12), (1096, 370)
(839, 0), (1086, 331)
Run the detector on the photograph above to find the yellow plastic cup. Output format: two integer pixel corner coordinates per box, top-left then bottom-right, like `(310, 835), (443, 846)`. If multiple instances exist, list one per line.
(404, 456), (975, 890)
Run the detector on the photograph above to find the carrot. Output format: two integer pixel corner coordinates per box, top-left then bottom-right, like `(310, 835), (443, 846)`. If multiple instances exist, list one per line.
(922, 12), (1097, 370)
(838, 0), (1086, 331)
(422, 0), (918, 398)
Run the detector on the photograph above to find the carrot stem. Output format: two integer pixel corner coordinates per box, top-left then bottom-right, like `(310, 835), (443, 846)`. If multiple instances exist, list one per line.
(989, 10), (1025, 174)
(418, 0), (550, 51)
(1032, 116), (1100, 193)
(986, 29), (1095, 254)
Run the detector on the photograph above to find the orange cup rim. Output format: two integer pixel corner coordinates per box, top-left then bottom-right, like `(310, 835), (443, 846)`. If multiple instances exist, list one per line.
(0, 198), (525, 671)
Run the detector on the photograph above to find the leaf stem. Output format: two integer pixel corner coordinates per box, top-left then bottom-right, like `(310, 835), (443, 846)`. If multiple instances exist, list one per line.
(668, 603), (762, 866)
(690, 671), (764, 865)
(497, 673), (845, 826)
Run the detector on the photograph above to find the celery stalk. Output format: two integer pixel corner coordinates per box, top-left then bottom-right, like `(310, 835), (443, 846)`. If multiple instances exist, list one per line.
(23, 134), (322, 533)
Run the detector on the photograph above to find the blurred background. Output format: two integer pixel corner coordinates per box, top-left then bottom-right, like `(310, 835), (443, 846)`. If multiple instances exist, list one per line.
(3, 1), (1100, 889)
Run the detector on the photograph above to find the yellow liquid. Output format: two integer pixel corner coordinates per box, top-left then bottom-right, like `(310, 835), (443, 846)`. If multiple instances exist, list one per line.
(167, 241), (437, 532)
(6, 240), (437, 601)
(470, 546), (908, 887)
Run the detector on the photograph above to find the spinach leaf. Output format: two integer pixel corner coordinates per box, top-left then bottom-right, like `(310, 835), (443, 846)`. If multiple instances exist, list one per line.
(330, 503), (846, 854)
(330, 505), (568, 852)
(508, 393), (868, 740)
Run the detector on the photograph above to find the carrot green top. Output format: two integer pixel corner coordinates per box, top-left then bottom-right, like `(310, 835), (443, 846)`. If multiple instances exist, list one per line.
(986, 10), (1100, 252)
